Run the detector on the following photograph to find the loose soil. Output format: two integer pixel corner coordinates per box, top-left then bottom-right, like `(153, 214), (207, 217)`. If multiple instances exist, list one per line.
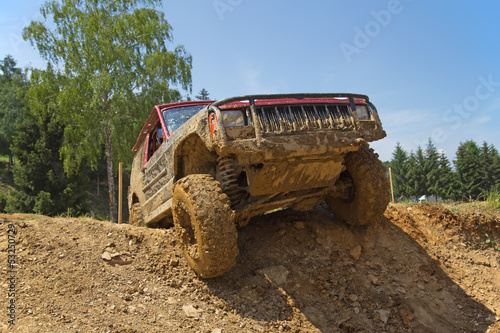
(1, 203), (499, 333)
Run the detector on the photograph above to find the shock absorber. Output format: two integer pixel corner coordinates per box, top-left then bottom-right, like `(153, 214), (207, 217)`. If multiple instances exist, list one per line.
(217, 155), (240, 206)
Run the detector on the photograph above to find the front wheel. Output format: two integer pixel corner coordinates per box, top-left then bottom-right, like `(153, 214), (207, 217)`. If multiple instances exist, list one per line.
(172, 174), (238, 278)
(325, 144), (390, 226)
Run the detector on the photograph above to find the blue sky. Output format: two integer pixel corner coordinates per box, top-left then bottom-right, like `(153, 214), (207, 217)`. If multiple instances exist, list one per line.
(1, 0), (500, 161)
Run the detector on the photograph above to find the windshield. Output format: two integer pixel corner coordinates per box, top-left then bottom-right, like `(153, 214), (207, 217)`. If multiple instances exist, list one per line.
(162, 105), (207, 134)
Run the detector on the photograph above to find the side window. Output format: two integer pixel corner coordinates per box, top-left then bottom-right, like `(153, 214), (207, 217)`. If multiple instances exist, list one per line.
(146, 120), (164, 162)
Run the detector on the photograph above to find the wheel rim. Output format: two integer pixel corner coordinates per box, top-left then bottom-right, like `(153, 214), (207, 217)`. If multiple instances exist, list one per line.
(336, 171), (355, 202)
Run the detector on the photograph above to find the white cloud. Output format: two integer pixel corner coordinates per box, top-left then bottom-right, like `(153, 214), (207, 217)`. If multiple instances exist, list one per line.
(476, 116), (492, 125)
(382, 109), (430, 128)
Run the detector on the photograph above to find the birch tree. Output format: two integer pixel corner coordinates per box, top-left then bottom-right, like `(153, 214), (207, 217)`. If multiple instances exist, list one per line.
(23, 0), (192, 221)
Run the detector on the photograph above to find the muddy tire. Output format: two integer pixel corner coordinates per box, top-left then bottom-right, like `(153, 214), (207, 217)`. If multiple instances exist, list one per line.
(325, 144), (390, 226)
(172, 174), (238, 278)
(129, 202), (146, 227)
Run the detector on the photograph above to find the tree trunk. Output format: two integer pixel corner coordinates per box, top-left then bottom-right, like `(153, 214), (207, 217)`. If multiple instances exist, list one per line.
(105, 127), (117, 222)
(8, 152), (13, 169)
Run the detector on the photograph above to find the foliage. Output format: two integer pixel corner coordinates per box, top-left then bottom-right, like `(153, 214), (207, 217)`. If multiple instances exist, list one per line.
(486, 189), (500, 210)
(388, 142), (409, 200)
(406, 146), (427, 200)
(454, 140), (483, 200)
(195, 88), (210, 100)
(479, 143), (500, 194)
(388, 139), (499, 203)
(0, 191), (6, 212)
(484, 233), (500, 251)
(435, 153), (457, 200)
(6, 66), (89, 216)
(0, 55), (28, 167)
(425, 139), (440, 200)
(23, 0), (192, 221)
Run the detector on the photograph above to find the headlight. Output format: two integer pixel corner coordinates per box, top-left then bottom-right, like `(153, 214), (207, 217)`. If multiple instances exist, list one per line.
(354, 105), (371, 120)
(221, 110), (245, 127)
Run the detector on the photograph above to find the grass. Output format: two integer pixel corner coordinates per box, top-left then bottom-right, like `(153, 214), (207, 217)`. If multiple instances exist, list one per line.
(486, 189), (500, 210)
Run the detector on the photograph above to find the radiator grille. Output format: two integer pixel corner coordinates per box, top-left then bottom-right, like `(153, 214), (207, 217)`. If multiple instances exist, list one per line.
(254, 104), (356, 135)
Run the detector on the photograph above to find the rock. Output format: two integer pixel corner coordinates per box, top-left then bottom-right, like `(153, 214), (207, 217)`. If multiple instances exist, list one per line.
(101, 251), (112, 261)
(183, 305), (202, 318)
(367, 274), (379, 285)
(170, 259), (179, 267)
(396, 286), (407, 294)
(334, 312), (351, 327)
(256, 265), (290, 286)
(212, 329), (222, 333)
(350, 245), (362, 261)
(303, 306), (328, 328)
(376, 309), (390, 324)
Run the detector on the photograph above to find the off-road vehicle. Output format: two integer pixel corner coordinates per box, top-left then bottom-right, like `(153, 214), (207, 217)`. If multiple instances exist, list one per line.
(128, 93), (389, 278)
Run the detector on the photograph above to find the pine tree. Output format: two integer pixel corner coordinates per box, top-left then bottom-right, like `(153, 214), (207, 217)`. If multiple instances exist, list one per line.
(490, 145), (500, 190)
(435, 153), (457, 200)
(406, 147), (427, 200)
(454, 140), (483, 200)
(195, 88), (210, 100)
(389, 142), (409, 200)
(479, 142), (500, 194)
(425, 139), (440, 200)
(6, 66), (89, 215)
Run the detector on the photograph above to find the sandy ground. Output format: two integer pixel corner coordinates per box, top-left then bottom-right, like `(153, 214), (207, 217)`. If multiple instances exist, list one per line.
(1, 203), (499, 332)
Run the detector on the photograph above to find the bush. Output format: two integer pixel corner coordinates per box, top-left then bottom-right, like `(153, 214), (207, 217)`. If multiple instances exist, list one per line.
(33, 191), (54, 215)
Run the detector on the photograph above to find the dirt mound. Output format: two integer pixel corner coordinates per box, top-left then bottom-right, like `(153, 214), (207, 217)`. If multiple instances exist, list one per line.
(1, 204), (499, 332)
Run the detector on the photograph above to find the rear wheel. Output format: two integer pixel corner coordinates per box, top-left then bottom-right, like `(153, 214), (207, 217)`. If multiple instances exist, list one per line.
(325, 144), (390, 226)
(129, 202), (145, 227)
(172, 174), (238, 278)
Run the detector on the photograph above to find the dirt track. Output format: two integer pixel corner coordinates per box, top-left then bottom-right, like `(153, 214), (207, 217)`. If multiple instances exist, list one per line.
(1, 203), (499, 332)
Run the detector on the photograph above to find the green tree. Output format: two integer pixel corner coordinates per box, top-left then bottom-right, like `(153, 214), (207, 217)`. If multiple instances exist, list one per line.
(454, 140), (482, 200)
(479, 142), (500, 194)
(435, 152), (457, 200)
(195, 88), (210, 100)
(0, 55), (27, 168)
(7, 65), (89, 215)
(389, 142), (409, 200)
(406, 146), (427, 200)
(23, 0), (192, 221)
(425, 139), (440, 201)
(491, 146), (500, 190)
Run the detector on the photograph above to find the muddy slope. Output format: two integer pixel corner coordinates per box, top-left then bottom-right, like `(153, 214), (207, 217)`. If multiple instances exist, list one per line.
(0, 204), (499, 333)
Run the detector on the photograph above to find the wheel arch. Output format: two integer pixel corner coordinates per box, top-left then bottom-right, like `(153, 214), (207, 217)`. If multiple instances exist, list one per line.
(173, 134), (218, 182)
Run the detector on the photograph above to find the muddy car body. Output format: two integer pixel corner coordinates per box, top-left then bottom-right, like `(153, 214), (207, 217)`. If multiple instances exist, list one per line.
(129, 93), (390, 277)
